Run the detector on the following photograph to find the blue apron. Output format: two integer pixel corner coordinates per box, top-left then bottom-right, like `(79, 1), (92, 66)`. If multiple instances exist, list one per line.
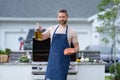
(45, 25), (70, 80)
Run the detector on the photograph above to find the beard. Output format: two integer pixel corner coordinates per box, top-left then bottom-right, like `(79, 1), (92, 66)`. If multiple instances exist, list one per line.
(58, 20), (67, 25)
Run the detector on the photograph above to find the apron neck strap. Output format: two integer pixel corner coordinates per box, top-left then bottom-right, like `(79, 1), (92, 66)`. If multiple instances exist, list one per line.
(53, 25), (68, 34)
(66, 25), (68, 34)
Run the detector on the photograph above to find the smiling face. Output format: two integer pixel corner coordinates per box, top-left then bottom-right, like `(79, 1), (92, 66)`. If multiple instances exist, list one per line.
(57, 10), (68, 26)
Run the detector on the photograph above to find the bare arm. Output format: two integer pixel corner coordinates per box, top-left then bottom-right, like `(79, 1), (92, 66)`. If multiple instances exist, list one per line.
(41, 29), (50, 40)
(72, 32), (79, 53)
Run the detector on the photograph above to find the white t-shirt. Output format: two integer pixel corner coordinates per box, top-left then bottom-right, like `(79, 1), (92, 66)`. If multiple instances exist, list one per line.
(43, 25), (78, 46)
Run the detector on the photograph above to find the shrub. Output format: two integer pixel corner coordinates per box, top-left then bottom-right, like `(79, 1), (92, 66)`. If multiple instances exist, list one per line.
(109, 63), (120, 80)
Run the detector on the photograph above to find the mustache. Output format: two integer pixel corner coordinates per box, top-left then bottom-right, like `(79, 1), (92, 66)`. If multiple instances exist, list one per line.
(58, 20), (67, 24)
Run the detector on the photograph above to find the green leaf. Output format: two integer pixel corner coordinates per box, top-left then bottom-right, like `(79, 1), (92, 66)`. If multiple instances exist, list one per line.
(117, 39), (120, 44)
(113, 0), (120, 4)
(102, 37), (109, 43)
(96, 27), (105, 32)
(0, 50), (6, 54)
(97, 0), (112, 12)
(109, 32), (115, 39)
(109, 63), (120, 80)
(5, 48), (11, 54)
(97, 14), (104, 20)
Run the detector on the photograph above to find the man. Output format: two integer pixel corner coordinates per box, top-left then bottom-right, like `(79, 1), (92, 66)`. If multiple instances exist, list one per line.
(37, 9), (79, 80)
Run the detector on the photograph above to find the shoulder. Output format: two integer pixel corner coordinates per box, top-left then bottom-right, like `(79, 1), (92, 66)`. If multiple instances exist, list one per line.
(48, 25), (58, 31)
(46, 25), (58, 36)
(68, 26), (77, 36)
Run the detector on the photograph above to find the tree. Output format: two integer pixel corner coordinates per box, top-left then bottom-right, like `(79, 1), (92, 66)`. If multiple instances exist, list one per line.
(96, 0), (120, 64)
(97, 0), (120, 62)
(96, 0), (120, 79)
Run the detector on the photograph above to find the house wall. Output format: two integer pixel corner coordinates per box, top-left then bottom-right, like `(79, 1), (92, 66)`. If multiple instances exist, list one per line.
(0, 18), (92, 51)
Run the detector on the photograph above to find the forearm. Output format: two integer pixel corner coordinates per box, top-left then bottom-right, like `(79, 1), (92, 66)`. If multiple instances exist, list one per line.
(41, 33), (50, 40)
(73, 42), (79, 53)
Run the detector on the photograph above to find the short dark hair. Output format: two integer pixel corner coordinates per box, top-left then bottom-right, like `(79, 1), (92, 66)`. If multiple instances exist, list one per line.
(57, 9), (68, 16)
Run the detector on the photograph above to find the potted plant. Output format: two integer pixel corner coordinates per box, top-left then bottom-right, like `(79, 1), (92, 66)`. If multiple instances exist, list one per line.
(19, 54), (29, 63)
(0, 48), (11, 63)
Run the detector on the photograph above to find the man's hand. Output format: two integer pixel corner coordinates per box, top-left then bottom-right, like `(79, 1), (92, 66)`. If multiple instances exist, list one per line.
(64, 48), (75, 55)
(36, 23), (42, 31)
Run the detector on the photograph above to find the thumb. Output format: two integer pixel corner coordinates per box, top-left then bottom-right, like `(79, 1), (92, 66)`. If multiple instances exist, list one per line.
(36, 23), (41, 30)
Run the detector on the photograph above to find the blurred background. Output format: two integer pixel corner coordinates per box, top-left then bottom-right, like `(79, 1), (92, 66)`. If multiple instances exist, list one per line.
(0, 0), (102, 51)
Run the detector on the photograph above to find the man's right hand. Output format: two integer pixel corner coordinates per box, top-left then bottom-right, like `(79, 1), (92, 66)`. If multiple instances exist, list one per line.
(35, 23), (42, 31)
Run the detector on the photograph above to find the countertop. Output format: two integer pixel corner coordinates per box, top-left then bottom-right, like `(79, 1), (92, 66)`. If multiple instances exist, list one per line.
(0, 61), (105, 65)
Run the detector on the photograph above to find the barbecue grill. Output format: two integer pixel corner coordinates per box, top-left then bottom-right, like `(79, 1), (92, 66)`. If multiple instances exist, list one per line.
(32, 38), (77, 80)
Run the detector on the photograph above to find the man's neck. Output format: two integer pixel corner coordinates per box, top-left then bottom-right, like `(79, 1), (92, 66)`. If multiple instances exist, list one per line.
(59, 24), (67, 28)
